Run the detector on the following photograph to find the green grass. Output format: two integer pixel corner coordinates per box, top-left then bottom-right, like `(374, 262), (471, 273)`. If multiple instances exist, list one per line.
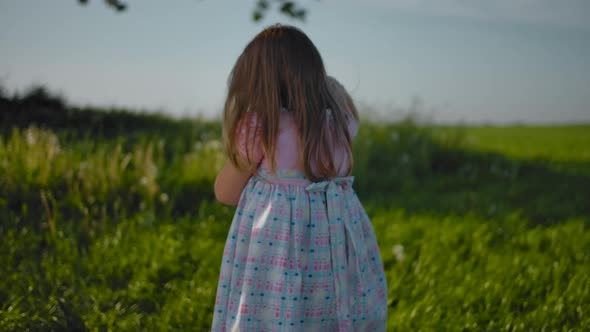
(433, 125), (590, 163)
(432, 125), (590, 179)
(376, 210), (589, 331)
(1, 101), (589, 330)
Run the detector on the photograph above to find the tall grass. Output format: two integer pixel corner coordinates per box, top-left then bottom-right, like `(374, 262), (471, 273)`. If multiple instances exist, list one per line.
(1, 91), (589, 330)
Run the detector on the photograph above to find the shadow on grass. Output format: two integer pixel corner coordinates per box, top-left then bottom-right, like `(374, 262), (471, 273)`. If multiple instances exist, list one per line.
(357, 144), (590, 227)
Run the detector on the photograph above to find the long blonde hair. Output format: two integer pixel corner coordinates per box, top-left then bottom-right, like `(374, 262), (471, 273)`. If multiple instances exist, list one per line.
(223, 24), (359, 181)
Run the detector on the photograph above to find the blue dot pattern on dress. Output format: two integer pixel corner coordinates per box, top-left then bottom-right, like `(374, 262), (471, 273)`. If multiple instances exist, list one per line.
(211, 169), (388, 331)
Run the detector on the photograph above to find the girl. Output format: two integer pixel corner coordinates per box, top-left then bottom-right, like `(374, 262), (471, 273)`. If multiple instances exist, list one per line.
(212, 24), (388, 332)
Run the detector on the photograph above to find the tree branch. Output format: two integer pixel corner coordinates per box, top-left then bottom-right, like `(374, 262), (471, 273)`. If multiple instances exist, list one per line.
(76, 0), (308, 21)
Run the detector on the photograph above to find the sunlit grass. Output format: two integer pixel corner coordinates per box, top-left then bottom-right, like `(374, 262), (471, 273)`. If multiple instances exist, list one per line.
(1, 116), (589, 330)
(432, 125), (590, 163)
(374, 210), (589, 330)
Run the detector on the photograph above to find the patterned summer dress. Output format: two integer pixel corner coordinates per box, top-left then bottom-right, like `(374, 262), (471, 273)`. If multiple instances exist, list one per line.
(211, 112), (388, 332)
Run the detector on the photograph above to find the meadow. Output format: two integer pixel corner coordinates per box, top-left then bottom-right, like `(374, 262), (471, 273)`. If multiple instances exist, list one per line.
(1, 89), (589, 331)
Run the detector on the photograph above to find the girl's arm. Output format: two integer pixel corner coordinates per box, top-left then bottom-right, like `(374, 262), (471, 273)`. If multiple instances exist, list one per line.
(214, 161), (256, 206)
(216, 112), (263, 206)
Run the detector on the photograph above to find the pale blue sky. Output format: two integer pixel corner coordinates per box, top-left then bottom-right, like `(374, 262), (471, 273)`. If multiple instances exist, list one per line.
(1, 0), (589, 124)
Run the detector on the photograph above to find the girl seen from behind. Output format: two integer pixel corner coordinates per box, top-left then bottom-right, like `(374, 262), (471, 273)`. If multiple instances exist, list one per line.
(212, 24), (388, 331)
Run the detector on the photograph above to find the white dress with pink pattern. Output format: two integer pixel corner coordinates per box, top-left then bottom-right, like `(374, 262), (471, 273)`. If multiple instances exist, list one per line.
(211, 110), (388, 331)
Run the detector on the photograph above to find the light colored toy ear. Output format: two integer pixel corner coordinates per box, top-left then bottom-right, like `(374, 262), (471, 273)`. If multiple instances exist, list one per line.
(326, 77), (345, 105)
(326, 75), (339, 89)
(326, 76), (345, 98)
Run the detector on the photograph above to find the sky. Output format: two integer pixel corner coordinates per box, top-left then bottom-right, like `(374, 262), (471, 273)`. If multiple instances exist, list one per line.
(1, 0), (589, 124)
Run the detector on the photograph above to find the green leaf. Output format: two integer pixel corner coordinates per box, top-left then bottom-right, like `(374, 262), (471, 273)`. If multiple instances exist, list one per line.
(280, 2), (294, 15)
(257, 0), (269, 10)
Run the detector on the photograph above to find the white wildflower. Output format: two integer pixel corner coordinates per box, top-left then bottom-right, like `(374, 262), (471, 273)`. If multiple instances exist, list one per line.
(205, 140), (222, 150)
(25, 128), (36, 146)
(47, 132), (60, 151)
(147, 164), (158, 177)
(392, 244), (405, 262)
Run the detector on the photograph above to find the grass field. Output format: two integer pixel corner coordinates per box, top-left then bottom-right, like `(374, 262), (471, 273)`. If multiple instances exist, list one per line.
(1, 97), (589, 331)
(433, 125), (590, 163)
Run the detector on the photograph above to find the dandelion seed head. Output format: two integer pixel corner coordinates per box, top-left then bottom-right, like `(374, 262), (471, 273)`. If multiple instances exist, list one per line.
(392, 244), (406, 262)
